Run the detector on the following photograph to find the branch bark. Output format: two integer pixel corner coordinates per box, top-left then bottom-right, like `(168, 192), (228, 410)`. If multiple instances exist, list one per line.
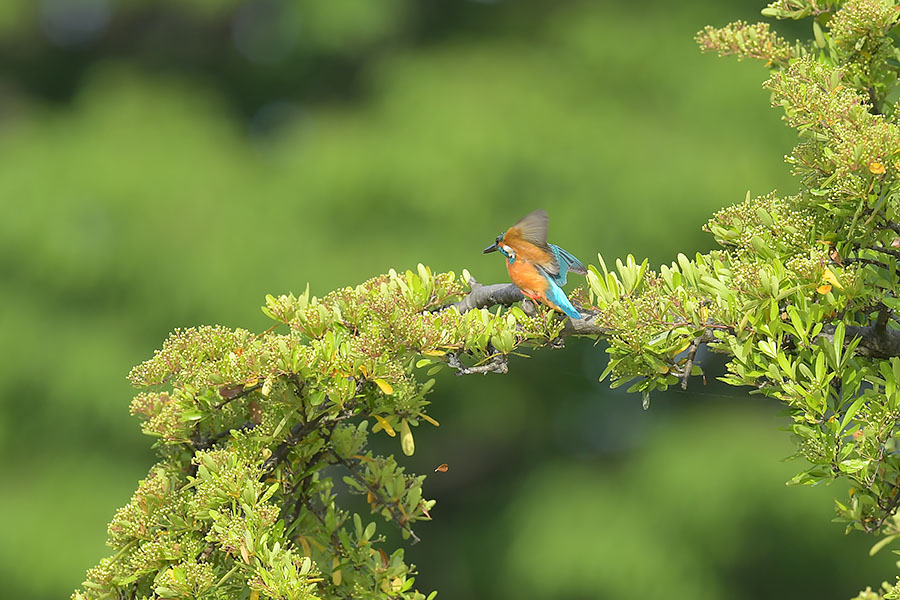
(447, 352), (509, 375)
(681, 336), (702, 391)
(842, 324), (900, 359)
(438, 281), (525, 313)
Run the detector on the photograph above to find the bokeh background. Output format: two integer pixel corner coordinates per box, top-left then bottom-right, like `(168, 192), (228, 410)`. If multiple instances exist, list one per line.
(0, 0), (894, 598)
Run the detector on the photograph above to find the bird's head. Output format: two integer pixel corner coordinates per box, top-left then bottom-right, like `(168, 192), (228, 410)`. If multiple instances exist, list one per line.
(483, 232), (515, 261)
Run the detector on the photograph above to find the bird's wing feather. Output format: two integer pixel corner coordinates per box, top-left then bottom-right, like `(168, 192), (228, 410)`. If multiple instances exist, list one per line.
(546, 243), (587, 285)
(550, 244), (587, 274)
(509, 210), (559, 275)
(512, 209), (549, 245)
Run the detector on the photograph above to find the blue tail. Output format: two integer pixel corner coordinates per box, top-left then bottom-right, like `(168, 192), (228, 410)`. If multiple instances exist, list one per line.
(548, 243), (587, 286)
(544, 277), (582, 320)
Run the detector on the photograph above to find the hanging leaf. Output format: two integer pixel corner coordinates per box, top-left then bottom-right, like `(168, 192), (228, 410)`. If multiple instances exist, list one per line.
(399, 418), (415, 456)
(373, 415), (396, 437)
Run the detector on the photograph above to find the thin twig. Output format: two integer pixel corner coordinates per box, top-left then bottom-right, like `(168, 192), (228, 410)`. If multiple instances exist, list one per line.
(213, 382), (263, 409)
(845, 256), (891, 269)
(681, 336), (702, 391)
(333, 453), (421, 544)
(868, 245), (900, 259)
(262, 413), (328, 474)
(880, 222), (900, 236)
(192, 421), (256, 451)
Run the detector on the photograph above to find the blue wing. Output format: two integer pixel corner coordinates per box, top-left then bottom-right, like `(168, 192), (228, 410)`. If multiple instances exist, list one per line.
(543, 276), (582, 320)
(547, 244), (587, 286)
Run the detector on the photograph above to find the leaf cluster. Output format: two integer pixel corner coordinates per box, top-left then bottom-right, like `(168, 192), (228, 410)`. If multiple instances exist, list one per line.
(74, 266), (571, 600)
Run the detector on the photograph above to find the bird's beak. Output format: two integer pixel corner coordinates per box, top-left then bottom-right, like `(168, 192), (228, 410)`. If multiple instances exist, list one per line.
(483, 242), (499, 254)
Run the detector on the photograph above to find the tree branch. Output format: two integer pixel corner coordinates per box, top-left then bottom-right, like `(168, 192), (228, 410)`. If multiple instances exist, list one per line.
(447, 352), (508, 375)
(214, 381), (263, 408)
(437, 280), (525, 313)
(868, 245), (900, 260)
(880, 222), (900, 236)
(845, 256), (891, 270)
(819, 322), (900, 359)
(440, 279), (900, 378)
(681, 336), (702, 391)
(437, 277), (611, 337)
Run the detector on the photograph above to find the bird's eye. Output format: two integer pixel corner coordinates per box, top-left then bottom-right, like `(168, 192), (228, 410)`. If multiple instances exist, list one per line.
(495, 233), (503, 244)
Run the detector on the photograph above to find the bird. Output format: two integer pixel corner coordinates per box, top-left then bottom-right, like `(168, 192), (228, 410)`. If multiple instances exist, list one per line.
(483, 209), (587, 320)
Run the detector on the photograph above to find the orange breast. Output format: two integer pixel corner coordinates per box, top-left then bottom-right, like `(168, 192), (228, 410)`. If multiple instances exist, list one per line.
(506, 258), (548, 301)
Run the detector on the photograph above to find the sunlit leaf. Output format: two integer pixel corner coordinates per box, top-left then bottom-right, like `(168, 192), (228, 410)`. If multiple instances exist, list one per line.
(374, 378), (394, 395)
(822, 268), (843, 289)
(373, 415), (396, 437)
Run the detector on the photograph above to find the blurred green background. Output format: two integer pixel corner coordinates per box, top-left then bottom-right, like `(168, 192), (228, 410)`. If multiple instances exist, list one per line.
(0, 0), (893, 598)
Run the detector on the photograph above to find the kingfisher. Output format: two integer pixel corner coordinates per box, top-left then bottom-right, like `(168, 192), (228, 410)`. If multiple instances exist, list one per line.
(483, 209), (587, 320)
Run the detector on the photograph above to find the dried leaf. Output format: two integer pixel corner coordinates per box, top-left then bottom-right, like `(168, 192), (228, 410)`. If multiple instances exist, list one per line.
(249, 400), (262, 425)
(219, 384), (245, 400)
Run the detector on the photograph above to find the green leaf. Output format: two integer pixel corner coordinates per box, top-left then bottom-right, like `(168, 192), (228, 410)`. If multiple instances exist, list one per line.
(839, 396), (867, 432)
(869, 534), (900, 556)
(758, 338), (778, 358)
(833, 322), (845, 366)
(812, 20), (825, 49)
(180, 409), (203, 422)
(755, 207), (775, 227)
(308, 390), (326, 406)
(838, 459), (869, 474)
(751, 235), (774, 258)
